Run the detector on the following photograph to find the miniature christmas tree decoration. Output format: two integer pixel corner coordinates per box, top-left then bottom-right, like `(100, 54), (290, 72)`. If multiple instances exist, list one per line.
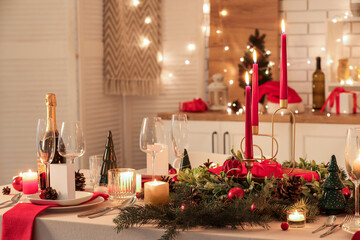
(99, 131), (118, 184)
(180, 149), (191, 171)
(321, 155), (346, 214)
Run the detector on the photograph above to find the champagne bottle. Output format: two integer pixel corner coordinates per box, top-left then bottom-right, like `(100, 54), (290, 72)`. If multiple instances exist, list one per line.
(38, 94), (66, 189)
(312, 57), (325, 110)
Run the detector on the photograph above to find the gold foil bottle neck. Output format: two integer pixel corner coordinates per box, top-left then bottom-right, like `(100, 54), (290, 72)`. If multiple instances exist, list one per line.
(45, 93), (57, 106)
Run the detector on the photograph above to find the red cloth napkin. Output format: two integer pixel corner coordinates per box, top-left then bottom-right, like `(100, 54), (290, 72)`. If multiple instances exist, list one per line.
(209, 161), (319, 181)
(180, 98), (208, 112)
(352, 231), (360, 240)
(1, 192), (109, 240)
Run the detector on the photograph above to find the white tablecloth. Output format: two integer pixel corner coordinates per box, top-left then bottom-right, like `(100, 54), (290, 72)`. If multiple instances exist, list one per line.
(0, 172), (355, 240)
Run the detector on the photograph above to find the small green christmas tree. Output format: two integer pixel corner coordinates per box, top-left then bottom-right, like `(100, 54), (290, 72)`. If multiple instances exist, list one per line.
(180, 149), (191, 171)
(321, 155), (346, 215)
(99, 131), (118, 184)
(238, 29), (273, 102)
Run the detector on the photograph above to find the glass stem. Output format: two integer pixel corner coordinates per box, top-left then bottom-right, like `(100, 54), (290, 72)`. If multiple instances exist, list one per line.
(356, 182), (359, 217)
(152, 153), (156, 181)
(45, 163), (50, 188)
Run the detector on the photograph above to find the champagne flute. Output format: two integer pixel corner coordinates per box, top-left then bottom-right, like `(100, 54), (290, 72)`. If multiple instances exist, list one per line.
(89, 155), (103, 191)
(140, 117), (166, 180)
(36, 118), (55, 188)
(345, 128), (360, 222)
(58, 121), (86, 164)
(171, 113), (189, 169)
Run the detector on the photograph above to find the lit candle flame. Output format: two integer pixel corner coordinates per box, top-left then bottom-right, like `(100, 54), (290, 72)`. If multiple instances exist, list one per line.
(245, 72), (250, 85)
(281, 19), (285, 34)
(253, 50), (257, 64)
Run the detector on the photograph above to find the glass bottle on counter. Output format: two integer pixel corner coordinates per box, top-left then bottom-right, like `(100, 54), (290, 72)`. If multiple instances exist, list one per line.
(312, 57), (325, 110)
(38, 93), (66, 189)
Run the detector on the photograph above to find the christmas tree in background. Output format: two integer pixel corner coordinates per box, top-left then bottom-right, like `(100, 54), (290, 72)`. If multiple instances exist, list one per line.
(321, 155), (346, 215)
(238, 29), (273, 102)
(99, 131), (118, 184)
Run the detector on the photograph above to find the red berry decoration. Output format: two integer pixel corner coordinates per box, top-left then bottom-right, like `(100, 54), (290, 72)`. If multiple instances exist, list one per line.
(12, 176), (23, 192)
(343, 187), (351, 200)
(251, 203), (255, 211)
(227, 187), (244, 201)
(281, 222), (289, 231)
(169, 168), (177, 175)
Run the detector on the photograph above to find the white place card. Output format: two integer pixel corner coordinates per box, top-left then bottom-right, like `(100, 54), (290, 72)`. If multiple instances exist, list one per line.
(50, 163), (76, 200)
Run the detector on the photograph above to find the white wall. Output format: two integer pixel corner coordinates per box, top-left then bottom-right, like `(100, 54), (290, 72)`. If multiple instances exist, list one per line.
(280, 0), (351, 107)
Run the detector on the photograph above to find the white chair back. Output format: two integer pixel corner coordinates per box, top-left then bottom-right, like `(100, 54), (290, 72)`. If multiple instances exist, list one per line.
(187, 152), (229, 168)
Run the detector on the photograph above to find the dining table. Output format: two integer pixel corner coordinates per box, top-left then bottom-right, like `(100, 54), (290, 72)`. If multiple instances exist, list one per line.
(0, 170), (355, 240)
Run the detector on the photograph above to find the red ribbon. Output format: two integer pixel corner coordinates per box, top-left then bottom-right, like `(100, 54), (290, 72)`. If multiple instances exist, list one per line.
(319, 87), (357, 114)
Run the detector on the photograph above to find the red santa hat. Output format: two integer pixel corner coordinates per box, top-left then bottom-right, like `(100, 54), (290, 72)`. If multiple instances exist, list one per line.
(258, 81), (304, 114)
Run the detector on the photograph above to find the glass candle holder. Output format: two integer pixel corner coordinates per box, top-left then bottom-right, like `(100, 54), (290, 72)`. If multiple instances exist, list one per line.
(108, 168), (136, 201)
(287, 210), (306, 228)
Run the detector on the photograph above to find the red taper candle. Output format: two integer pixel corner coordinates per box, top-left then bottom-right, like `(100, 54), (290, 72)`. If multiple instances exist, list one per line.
(251, 50), (259, 130)
(245, 72), (253, 159)
(280, 19), (288, 102)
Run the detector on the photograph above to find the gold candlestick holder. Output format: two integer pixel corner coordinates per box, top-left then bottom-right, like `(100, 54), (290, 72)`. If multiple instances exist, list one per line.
(240, 99), (296, 174)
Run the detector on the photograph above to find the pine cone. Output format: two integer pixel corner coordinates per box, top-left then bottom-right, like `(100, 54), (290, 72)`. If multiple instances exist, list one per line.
(274, 175), (303, 201)
(2, 186), (10, 195)
(203, 159), (213, 169)
(161, 176), (175, 192)
(75, 170), (86, 191)
(43, 187), (58, 200)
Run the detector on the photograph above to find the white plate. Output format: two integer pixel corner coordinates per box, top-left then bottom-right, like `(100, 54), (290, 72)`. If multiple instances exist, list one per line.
(47, 197), (105, 211)
(27, 191), (93, 206)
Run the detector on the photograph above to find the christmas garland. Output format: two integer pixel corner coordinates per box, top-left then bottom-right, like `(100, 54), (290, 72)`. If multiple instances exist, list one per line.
(114, 157), (354, 240)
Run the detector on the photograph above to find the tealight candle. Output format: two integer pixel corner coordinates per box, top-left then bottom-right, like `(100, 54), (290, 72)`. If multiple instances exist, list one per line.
(144, 180), (169, 206)
(287, 210), (306, 228)
(136, 174), (142, 193)
(22, 169), (38, 194)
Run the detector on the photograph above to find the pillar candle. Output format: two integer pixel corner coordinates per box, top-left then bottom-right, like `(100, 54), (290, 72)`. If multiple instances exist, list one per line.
(245, 72), (253, 159)
(280, 19), (288, 101)
(22, 169), (38, 194)
(251, 50), (259, 128)
(144, 180), (169, 206)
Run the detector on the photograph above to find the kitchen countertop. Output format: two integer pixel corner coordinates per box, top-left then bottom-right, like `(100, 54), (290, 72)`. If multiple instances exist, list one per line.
(158, 109), (360, 124)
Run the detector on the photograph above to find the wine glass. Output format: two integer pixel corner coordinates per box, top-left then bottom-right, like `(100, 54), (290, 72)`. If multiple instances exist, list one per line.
(139, 117), (166, 180)
(89, 155), (103, 191)
(36, 118), (55, 188)
(345, 128), (360, 223)
(171, 113), (189, 169)
(58, 121), (86, 164)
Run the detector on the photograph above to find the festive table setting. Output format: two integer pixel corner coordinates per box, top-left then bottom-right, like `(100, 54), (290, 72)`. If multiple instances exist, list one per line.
(2, 19), (360, 240)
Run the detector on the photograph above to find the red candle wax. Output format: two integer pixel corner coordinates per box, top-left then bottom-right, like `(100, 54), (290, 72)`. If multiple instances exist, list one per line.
(280, 20), (288, 100)
(245, 73), (253, 159)
(251, 51), (258, 127)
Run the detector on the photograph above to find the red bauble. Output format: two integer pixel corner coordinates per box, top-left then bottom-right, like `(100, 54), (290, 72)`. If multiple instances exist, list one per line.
(281, 222), (289, 231)
(227, 187), (244, 201)
(259, 75), (263, 80)
(169, 168), (177, 175)
(12, 176), (23, 191)
(343, 187), (351, 200)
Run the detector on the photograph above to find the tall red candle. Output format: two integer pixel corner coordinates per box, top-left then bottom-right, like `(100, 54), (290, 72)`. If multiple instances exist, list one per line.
(251, 51), (259, 129)
(245, 72), (253, 159)
(280, 19), (288, 101)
